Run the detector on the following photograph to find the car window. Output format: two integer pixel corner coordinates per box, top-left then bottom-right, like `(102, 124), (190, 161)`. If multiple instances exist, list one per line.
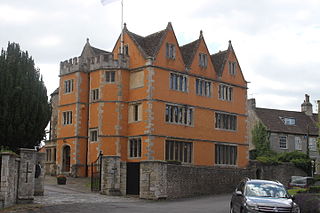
(244, 182), (288, 198)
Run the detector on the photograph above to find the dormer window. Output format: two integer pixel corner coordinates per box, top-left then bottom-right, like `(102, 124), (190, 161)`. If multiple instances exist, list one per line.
(228, 61), (236, 75)
(166, 43), (175, 59)
(280, 117), (296, 125)
(199, 53), (208, 68)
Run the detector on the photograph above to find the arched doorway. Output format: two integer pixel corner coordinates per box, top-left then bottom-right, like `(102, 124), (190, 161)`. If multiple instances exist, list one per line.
(62, 146), (70, 172)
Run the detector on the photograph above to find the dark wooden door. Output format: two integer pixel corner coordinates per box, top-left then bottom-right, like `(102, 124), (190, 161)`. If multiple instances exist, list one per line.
(126, 163), (140, 195)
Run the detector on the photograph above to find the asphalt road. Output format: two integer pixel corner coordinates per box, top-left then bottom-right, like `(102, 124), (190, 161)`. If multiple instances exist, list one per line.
(4, 176), (231, 213)
(32, 194), (231, 213)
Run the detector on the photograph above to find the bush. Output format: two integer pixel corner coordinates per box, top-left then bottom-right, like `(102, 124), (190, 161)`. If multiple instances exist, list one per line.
(256, 156), (279, 165)
(288, 188), (307, 196)
(290, 158), (311, 175)
(309, 186), (320, 193)
(278, 151), (309, 162)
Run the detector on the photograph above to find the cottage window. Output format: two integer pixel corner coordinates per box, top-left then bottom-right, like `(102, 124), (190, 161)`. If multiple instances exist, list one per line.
(170, 73), (188, 92)
(215, 144), (237, 165)
(309, 138), (317, 151)
(279, 136), (287, 149)
(129, 138), (141, 158)
(295, 137), (302, 151)
(64, 79), (74, 93)
(165, 140), (192, 163)
(166, 43), (176, 59)
(165, 104), (193, 126)
(62, 111), (72, 125)
(106, 71), (115, 83)
(280, 117), (296, 126)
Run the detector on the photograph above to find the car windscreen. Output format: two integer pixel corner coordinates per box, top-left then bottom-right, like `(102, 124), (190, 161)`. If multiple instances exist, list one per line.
(245, 182), (288, 198)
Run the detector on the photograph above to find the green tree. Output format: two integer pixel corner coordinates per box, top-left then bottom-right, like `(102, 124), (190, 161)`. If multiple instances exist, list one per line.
(0, 42), (51, 153)
(252, 121), (272, 157)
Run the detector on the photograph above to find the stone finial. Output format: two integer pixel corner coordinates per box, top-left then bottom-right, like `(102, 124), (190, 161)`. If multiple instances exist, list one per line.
(199, 30), (203, 38)
(86, 38), (90, 43)
(123, 22), (127, 30)
(166, 22), (173, 30)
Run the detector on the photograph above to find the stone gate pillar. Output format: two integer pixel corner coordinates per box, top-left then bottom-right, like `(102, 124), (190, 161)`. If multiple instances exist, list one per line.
(0, 152), (19, 208)
(100, 156), (122, 195)
(140, 161), (167, 200)
(34, 152), (45, 196)
(17, 148), (36, 204)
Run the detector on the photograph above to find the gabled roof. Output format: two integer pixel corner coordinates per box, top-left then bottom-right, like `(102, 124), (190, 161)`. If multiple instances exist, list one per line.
(81, 38), (110, 58)
(254, 107), (318, 136)
(211, 50), (228, 77)
(180, 39), (200, 68)
(126, 27), (167, 58)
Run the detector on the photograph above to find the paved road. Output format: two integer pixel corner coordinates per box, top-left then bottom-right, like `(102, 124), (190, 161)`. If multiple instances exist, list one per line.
(4, 176), (231, 213)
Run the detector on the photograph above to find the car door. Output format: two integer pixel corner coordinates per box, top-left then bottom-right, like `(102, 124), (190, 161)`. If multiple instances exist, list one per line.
(232, 181), (245, 213)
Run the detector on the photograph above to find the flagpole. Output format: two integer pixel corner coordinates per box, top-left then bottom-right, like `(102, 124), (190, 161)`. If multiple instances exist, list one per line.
(120, 0), (124, 54)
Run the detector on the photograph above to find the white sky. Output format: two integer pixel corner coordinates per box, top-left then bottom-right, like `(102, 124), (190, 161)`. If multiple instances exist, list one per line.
(1, 0), (320, 112)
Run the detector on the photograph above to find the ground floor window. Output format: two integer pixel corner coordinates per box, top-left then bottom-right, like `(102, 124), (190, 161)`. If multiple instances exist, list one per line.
(215, 144), (237, 165)
(279, 136), (287, 149)
(129, 138), (141, 158)
(165, 140), (192, 163)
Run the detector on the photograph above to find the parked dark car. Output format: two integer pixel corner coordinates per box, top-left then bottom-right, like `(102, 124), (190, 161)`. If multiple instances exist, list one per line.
(288, 176), (315, 189)
(230, 179), (300, 213)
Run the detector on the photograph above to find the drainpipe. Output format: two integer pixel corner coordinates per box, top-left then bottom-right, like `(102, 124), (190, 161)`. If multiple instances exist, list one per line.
(85, 73), (90, 177)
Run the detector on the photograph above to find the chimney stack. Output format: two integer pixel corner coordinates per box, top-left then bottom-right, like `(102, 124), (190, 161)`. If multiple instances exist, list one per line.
(301, 94), (313, 116)
(248, 98), (256, 110)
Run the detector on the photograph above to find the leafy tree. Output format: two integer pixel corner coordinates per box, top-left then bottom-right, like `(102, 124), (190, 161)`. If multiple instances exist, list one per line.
(0, 42), (51, 153)
(251, 121), (273, 157)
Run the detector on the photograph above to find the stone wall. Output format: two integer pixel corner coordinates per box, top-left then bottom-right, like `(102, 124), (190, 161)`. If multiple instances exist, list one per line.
(251, 161), (306, 186)
(140, 161), (307, 200)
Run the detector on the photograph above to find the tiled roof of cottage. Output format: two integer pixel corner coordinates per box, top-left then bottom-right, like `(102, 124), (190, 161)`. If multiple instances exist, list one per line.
(211, 50), (228, 77)
(180, 39), (200, 68)
(127, 29), (166, 58)
(255, 107), (318, 136)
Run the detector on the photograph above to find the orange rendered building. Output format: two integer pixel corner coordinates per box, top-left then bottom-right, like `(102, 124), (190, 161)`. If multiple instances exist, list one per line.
(55, 22), (248, 177)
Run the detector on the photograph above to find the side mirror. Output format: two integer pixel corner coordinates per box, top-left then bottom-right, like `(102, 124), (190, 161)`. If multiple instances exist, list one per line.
(235, 191), (243, 196)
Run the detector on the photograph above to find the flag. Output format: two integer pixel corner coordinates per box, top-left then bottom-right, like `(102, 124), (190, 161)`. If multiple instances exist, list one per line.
(101, 0), (119, 6)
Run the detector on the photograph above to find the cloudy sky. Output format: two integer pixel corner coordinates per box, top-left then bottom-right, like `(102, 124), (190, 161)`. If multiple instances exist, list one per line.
(1, 0), (320, 112)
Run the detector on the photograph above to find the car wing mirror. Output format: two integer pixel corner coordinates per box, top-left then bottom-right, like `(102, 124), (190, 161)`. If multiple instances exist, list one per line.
(235, 191), (243, 196)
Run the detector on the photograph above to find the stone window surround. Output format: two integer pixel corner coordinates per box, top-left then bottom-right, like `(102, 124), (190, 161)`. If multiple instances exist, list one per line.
(64, 79), (74, 94)
(62, 111), (72, 125)
(128, 137), (142, 158)
(215, 144), (237, 166)
(228, 61), (236, 75)
(165, 140), (193, 163)
(199, 52), (208, 68)
(89, 128), (98, 142)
